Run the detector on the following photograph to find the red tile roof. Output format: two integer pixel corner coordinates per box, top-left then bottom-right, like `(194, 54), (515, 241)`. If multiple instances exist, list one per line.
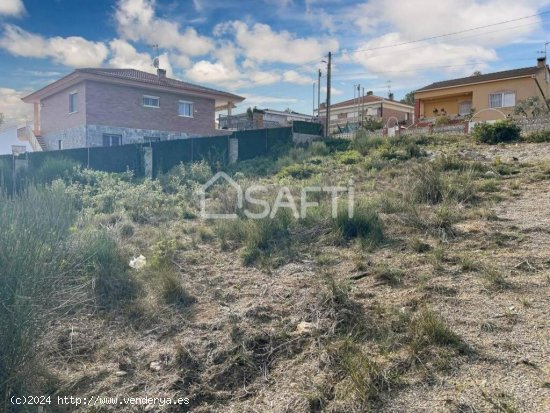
(416, 66), (540, 92)
(76, 68), (244, 101)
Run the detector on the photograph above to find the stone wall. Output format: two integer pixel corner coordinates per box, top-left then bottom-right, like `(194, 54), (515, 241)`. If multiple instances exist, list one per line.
(515, 117), (550, 134)
(85, 124), (194, 147)
(42, 125), (87, 150)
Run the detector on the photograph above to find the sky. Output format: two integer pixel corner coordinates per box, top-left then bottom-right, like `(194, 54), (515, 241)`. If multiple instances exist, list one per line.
(0, 0), (549, 127)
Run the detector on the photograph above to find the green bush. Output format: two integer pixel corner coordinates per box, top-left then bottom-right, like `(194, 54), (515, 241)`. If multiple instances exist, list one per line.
(473, 121), (521, 144)
(353, 130), (384, 155)
(309, 141), (329, 156)
(337, 150), (362, 165)
(323, 138), (351, 152)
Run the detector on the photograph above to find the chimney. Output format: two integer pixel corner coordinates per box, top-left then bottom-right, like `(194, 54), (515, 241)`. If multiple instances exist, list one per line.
(537, 57), (546, 69)
(366, 90), (373, 96)
(157, 68), (167, 79)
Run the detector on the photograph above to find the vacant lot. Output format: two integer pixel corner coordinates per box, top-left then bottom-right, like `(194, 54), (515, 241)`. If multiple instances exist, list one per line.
(2, 134), (549, 412)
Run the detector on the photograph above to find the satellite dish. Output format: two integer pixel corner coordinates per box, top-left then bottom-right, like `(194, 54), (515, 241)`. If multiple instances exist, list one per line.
(153, 57), (160, 68)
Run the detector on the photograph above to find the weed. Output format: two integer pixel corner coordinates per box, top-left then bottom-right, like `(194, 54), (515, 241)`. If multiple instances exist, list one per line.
(158, 270), (196, 308)
(373, 265), (404, 286)
(482, 267), (511, 290)
(408, 307), (470, 358)
(409, 238), (431, 253)
(334, 200), (383, 244)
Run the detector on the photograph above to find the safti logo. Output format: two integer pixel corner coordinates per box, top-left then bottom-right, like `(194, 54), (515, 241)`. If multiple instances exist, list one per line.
(199, 172), (355, 220)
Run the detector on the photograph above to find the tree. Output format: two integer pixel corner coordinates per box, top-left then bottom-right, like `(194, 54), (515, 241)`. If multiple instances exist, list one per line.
(400, 91), (415, 106)
(471, 70), (482, 76)
(0, 113), (4, 127)
(514, 97), (550, 118)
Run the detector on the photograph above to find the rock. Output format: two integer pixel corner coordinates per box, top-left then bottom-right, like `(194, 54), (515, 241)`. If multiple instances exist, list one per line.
(129, 255), (146, 269)
(296, 321), (315, 335)
(149, 361), (162, 371)
(485, 171), (499, 178)
(115, 370), (127, 377)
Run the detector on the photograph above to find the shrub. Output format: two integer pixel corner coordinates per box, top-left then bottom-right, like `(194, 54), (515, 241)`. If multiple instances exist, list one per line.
(337, 150), (362, 165)
(277, 163), (320, 179)
(473, 121), (521, 144)
(521, 130), (550, 143)
(32, 157), (80, 184)
(334, 200), (383, 244)
(323, 138), (351, 152)
(309, 141), (329, 156)
(353, 130), (384, 155)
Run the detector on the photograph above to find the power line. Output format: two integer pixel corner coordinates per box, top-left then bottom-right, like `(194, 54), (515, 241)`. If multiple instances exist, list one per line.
(292, 10), (550, 71)
(348, 11), (550, 55)
(341, 19), (550, 61)
(331, 57), (536, 78)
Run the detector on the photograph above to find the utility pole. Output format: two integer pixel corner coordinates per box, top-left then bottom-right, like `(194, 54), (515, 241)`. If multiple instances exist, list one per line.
(357, 84), (361, 126)
(317, 69), (321, 118)
(312, 83), (316, 117)
(361, 87), (365, 128)
(325, 51), (332, 137)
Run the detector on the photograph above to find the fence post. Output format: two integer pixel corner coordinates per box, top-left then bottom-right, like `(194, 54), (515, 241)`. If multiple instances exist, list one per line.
(142, 146), (153, 179)
(228, 138), (239, 164)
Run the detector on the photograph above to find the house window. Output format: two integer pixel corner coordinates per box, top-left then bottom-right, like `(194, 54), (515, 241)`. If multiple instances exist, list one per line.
(459, 101), (472, 116)
(143, 95), (160, 108)
(102, 134), (122, 147)
(178, 101), (193, 117)
(144, 136), (160, 143)
(489, 92), (515, 108)
(69, 92), (78, 113)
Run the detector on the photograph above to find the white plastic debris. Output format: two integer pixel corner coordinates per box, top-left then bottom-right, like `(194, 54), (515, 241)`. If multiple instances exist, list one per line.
(129, 254), (146, 269)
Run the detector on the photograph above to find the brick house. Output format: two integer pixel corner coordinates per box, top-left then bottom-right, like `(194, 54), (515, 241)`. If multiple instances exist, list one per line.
(414, 57), (550, 122)
(317, 92), (414, 133)
(21, 68), (245, 150)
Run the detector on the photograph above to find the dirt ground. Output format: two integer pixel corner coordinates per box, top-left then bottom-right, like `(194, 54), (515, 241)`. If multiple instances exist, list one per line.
(47, 140), (550, 413)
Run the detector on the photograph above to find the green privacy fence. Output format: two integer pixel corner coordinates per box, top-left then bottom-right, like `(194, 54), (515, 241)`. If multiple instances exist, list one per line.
(27, 145), (143, 174)
(235, 127), (293, 160)
(293, 120), (323, 136)
(0, 122), (322, 189)
(151, 135), (229, 176)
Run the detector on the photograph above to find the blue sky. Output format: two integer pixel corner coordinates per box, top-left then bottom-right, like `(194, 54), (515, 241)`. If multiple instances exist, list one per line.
(0, 0), (549, 125)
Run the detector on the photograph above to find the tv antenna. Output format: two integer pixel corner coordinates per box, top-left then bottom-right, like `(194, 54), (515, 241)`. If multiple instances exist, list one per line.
(151, 44), (160, 68)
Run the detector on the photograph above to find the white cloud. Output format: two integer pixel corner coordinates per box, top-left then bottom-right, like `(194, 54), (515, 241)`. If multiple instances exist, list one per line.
(0, 87), (32, 124)
(240, 94), (298, 107)
(0, 24), (108, 67)
(115, 0), (213, 56)
(108, 39), (173, 76)
(345, 0), (550, 77)
(219, 21), (338, 65)
(321, 86), (343, 96)
(186, 60), (243, 87)
(353, 32), (498, 77)
(283, 70), (314, 85)
(0, 0), (25, 17)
